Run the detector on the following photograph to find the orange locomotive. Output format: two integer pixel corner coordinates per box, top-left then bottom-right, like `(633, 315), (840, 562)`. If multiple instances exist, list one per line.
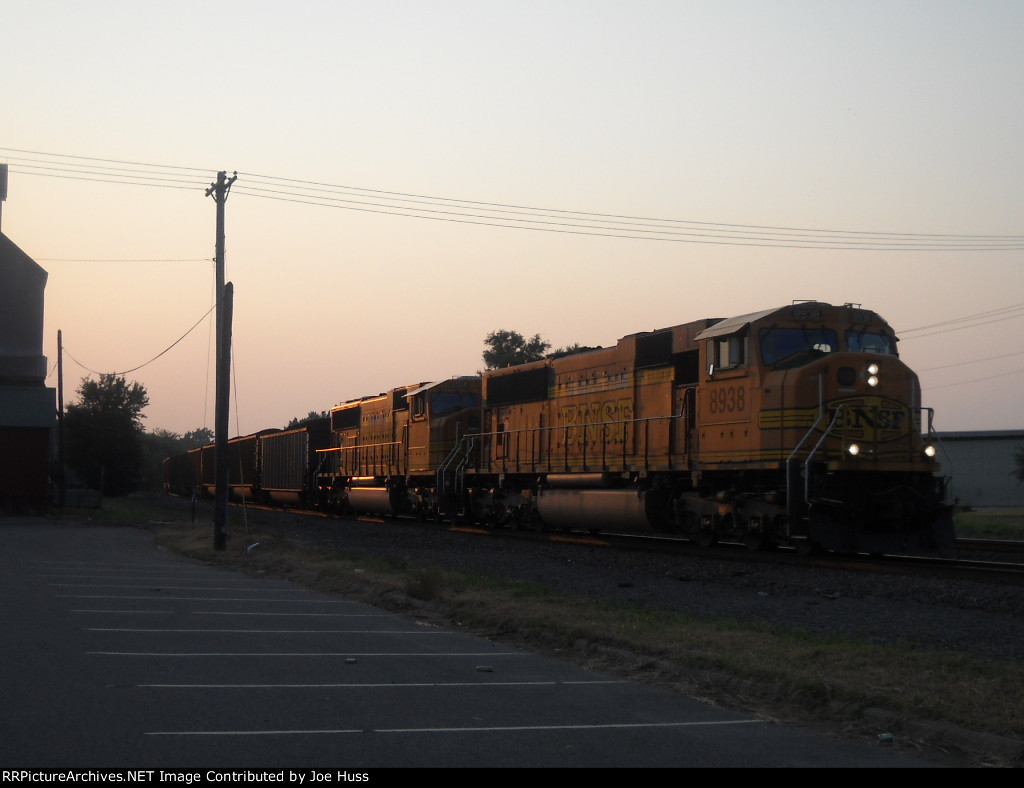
(454, 301), (953, 553)
(317, 377), (482, 519)
(165, 301), (954, 554)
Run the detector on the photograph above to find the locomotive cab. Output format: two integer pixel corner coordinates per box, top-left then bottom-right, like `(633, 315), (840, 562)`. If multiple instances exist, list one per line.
(695, 302), (953, 553)
(406, 376), (482, 473)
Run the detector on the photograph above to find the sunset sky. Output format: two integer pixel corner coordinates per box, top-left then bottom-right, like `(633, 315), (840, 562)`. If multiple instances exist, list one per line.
(3, 1), (1022, 436)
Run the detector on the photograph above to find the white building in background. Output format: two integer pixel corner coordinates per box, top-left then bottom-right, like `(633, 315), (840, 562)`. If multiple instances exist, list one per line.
(937, 430), (1024, 508)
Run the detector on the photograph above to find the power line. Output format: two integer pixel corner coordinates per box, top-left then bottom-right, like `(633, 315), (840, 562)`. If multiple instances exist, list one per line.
(236, 170), (1024, 244)
(5, 147), (1022, 250)
(0, 146), (211, 174)
(230, 183), (1023, 250)
(58, 304), (216, 378)
(926, 367), (1024, 390)
(919, 349), (1024, 372)
(900, 303), (1024, 339)
(36, 258), (210, 263)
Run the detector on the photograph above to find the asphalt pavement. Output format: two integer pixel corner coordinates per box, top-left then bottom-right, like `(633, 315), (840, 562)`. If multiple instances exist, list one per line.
(0, 518), (935, 768)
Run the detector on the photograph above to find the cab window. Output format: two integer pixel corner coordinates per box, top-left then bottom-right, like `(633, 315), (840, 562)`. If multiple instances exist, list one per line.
(846, 330), (896, 355)
(412, 393), (427, 419)
(430, 391), (480, 418)
(710, 333), (746, 371)
(759, 327), (838, 367)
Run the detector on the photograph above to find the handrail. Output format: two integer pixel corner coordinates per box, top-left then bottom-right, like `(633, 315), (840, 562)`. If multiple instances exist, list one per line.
(463, 411), (684, 475)
(333, 440), (402, 478)
(436, 436), (475, 498)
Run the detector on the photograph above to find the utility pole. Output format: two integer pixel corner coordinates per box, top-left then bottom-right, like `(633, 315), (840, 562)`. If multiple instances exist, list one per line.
(205, 170), (237, 551)
(0, 163), (7, 232)
(57, 329), (65, 509)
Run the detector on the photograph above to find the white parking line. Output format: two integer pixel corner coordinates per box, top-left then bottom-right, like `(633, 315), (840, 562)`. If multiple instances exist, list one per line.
(73, 610), (384, 617)
(83, 627), (454, 633)
(53, 581), (288, 585)
(57, 595), (356, 602)
(138, 680), (622, 688)
(194, 611), (386, 617)
(146, 720), (766, 736)
(72, 609), (177, 614)
(89, 651), (521, 657)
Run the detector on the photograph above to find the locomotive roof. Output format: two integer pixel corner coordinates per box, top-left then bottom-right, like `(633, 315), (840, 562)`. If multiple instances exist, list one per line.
(694, 306), (785, 340)
(405, 376), (479, 398)
(692, 301), (882, 341)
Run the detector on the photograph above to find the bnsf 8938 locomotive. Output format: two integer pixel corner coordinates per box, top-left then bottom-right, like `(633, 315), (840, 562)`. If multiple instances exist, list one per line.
(165, 301), (954, 554)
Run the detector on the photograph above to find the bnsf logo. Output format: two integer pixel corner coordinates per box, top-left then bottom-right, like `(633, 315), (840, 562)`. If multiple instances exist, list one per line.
(825, 397), (911, 440)
(560, 398), (633, 445)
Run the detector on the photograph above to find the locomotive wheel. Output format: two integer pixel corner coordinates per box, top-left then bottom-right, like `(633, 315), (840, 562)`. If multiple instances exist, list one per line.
(795, 538), (820, 556)
(693, 514), (718, 547)
(693, 530), (717, 548)
(441, 495), (461, 524)
(744, 531), (768, 551)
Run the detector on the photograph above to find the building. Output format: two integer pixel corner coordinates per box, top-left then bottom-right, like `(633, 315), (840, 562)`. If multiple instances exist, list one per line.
(937, 430), (1024, 508)
(0, 230), (56, 510)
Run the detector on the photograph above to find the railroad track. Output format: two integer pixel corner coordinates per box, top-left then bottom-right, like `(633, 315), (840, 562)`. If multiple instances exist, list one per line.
(954, 537), (1024, 555)
(223, 497), (1024, 585)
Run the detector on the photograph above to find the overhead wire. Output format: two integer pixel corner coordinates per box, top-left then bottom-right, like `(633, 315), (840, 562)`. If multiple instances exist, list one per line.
(899, 303), (1024, 338)
(903, 303), (1024, 389)
(4, 146), (1022, 250)
(918, 349), (1024, 373)
(926, 368), (1024, 390)
(59, 303), (216, 378)
(36, 258), (210, 263)
(231, 175), (1024, 250)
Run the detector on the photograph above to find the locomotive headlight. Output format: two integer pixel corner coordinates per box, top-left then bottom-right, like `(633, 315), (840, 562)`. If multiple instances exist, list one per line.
(866, 362), (879, 387)
(867, 363), (879, 375)
(867, 375), (879, 387)
(847, 443), (861, 457)
(924, 444), (937, 458)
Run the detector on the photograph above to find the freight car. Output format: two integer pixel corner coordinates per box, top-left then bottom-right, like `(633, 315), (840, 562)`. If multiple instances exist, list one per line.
(165, 302), (954, 554)
(162, 421), (332, 507)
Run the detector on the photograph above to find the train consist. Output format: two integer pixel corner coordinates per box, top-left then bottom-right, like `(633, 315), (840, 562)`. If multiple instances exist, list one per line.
(164, 301), (955, 554)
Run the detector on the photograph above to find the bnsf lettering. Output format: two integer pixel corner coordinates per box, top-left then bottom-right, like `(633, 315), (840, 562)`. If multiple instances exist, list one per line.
(560, 398), (633, 445)
(708, 386), (746, 415)
(829, 405), (907, 432)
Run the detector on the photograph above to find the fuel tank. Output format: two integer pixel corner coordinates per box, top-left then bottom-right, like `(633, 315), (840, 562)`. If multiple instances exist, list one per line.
(347, 486), (400, 515)
(537, 488), (664, 531)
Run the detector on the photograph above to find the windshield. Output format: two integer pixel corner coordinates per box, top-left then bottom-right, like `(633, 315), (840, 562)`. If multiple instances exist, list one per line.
(759, 327), (838, 367)
(846, 330), (897, 355)
(430, 391), (480, 417)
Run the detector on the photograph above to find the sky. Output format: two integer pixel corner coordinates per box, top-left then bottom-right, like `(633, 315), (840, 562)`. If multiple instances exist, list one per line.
(2, 0), (1022, 436)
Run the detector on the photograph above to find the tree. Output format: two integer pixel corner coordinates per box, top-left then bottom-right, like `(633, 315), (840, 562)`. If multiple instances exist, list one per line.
(286, 411), (329, 429)
(64, 374), (150, 496)
(482, 330), (551, 370)
(183, 427), (214, 449)
(135, 427), (213, 493)
(139, 428), (186, 491)
(548, 343), (597, 360)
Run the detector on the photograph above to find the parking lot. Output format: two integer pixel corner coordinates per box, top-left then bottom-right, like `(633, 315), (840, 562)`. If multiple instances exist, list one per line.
(0, 519), (932, 768)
